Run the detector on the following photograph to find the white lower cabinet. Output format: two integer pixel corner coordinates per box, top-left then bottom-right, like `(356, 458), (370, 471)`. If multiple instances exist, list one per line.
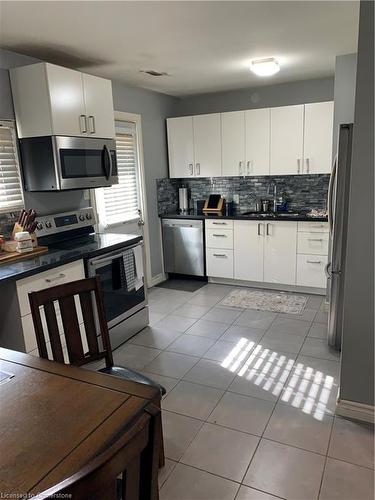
(263, 221), (297, 285)
(206, 249), (234, 279)
(16, 260), (85, 353)
(234, 220), (264, 282)
(296, 254), (327, 288)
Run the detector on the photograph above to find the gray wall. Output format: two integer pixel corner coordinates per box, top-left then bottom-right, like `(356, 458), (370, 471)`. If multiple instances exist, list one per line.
(111, 83), (178, 278)
(332, 54), (357, 155)
(340, 1), (374, 407)
(175, 77), (334, 116)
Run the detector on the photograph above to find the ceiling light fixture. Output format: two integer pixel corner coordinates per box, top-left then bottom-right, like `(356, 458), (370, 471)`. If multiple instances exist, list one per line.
(250, 58), (280, 77)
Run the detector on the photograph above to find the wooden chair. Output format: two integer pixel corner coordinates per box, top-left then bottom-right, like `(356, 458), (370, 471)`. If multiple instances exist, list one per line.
(35, 403), (161, 500)
(28, 276), (165, 467)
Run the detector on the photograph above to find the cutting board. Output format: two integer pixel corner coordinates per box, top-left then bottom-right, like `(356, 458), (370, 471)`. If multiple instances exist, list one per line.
(0, 246), (48, 265)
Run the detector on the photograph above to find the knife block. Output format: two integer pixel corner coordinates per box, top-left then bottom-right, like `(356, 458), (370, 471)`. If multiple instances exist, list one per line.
(11, 223), (38, 247)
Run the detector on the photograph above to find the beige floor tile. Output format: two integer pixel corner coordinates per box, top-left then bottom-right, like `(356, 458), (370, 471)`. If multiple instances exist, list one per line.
(208, 392), (274, 436)
(300, 337), (341, 362)
(203, 340), (240, 364)
(160, 463), (239, 500)
(181, 422), (259, 482)
(266, 317), (310, 337)
(235, 486), (282, 500)
(158, 459), (177, 488)
(172, 303), (213, 319)
(162, 410), (203, 461)
(166, 334), (215, 357)
(235, 310), (277, 329)
(220, 325), (265, 344)
(264, 402), (333, 454)
(202, 306), (243, 324)
(155, 314), (197, 332)
(140, 371), (179, 395)
(328, 416), (374, 469)
(145, 351), (199, 379)
(260, 332), (305, 354)
(243, 439), (325, 500)
(186, 319), (229, 340)
(112, 344), (161, 370)
(183, 358), (237, 390)
(162, 381), (224, 420)
(308, 323), (327, 339)
(320, 458), (374, 500)
(129, 325), (182, 349)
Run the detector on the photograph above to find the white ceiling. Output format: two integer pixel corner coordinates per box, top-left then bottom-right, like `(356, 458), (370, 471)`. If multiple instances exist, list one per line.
(0, 1), (359, 97)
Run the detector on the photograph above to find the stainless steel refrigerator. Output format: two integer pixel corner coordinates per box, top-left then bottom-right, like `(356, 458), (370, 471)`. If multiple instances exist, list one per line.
(326, 123), (354, 350)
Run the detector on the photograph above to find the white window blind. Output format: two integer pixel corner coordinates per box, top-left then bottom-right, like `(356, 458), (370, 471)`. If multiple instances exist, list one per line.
(0, 120), (24, 213)
(96, 123), (139, 228)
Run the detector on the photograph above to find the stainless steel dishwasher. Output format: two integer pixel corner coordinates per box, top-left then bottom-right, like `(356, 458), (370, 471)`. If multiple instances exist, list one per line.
(162, 219), (205, 276)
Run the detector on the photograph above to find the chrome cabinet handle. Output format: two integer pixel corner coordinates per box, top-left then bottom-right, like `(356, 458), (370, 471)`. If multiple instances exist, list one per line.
(45, 273), (66, 283)
(308, 238), (323, 242)
(307, 260), (322, 264)
(306, 157), (310, 173)
(79, 115), (87, 133)
(212, 222), (227, 225)
(196, 163), (201, 175)
(257, 223), (262, 236)
(239, 161), (243, 176)
(266, 223), (271, 236)
(188, 163), (194, 176)
(212, 234), (227, 237)
(328, 155), (337, 235)
(213, 253), (227, 258)
(88, 115), (95, 134)
(246, 161), (250, 175)
(297, 158), (301, 174)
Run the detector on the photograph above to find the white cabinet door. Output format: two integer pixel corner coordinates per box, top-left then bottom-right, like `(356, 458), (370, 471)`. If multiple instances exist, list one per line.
(82, 73), (115, 139)
(221, 111), (245, 176)
(303, 101), (334, 174)
(234, 220), (264, 282)
(264, 221), (297, 285)
(206, 249), (234, 279)
(167, 117), (195, 178)
(46, 64), (86, 136)
(245, 108), (270, 176)
(193, 113), (221, 177)
(270, 105), (304, 175)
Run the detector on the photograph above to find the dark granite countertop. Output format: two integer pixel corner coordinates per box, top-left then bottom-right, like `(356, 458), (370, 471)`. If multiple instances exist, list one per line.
(159, 211), (328, 222)
(0, 232), (142, 285)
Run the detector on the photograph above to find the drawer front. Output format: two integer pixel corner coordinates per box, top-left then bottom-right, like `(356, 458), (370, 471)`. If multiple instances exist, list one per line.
(296, 254), (328, 288)
(297, 232), (329, 255)
(206, 219), (234, 229)
(206, 249), (234, 279)
(16, 260), (85, 317)
(298, 221), (329, 233)
(206, 228), (233, 249)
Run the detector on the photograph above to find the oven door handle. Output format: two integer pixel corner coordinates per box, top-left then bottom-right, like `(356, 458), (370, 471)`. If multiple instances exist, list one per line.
(88, 243), (142, 267)
(102, 145), (112, 180)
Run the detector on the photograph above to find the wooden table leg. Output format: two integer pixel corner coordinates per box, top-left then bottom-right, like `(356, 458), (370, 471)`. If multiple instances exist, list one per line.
(140, 404), (161, 500)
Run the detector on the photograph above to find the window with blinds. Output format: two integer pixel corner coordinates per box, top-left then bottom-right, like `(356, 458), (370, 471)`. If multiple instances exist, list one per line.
(0, 120), (24, 213)
(95, 123), (139, 228)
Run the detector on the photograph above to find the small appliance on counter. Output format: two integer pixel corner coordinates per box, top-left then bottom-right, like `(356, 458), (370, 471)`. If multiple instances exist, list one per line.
(178, 187), (190, 213)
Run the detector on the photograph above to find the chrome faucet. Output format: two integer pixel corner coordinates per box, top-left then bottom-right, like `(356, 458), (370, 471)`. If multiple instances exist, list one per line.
(272, 184), (277, 212)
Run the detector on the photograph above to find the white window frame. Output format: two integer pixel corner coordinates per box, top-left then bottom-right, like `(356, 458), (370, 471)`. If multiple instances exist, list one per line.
(0, 119), (24, 214)
(92, 111), (152, 287)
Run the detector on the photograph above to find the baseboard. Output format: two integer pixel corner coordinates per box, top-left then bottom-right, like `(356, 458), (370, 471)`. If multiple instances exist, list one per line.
(336, 399), (375, 424)
(208, 277), (326, 296)
(149, 273), (166, 287)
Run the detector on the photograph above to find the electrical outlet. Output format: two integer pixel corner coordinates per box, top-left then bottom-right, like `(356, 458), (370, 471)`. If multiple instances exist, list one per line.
(233, 194), (240, 204)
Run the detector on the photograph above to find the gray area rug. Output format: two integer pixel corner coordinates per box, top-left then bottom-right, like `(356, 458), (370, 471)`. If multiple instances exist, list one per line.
(221, 289), (308, 314)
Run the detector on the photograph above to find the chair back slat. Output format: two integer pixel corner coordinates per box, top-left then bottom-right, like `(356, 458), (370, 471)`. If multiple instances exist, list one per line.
(28, 276), (113, 368)
(44, 301), (65, 363)
(58, 295), (85, 365)
(79, 291), (99, 356)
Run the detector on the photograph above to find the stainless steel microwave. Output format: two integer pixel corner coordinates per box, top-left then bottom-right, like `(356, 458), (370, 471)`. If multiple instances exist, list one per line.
(19, 136), (118, 191)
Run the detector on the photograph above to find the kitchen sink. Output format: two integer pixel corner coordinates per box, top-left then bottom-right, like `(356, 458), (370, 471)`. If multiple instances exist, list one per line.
(241, 211), (302, 218)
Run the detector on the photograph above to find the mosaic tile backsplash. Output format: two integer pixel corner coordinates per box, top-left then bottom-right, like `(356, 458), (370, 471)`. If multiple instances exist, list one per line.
(156, 174), (330, 215)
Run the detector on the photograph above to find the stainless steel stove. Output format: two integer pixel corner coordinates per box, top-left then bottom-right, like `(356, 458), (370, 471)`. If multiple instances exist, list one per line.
(36, 208), (149, 348)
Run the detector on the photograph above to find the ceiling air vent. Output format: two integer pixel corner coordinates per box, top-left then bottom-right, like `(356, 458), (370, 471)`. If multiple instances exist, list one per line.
(140, 70), (169, 77)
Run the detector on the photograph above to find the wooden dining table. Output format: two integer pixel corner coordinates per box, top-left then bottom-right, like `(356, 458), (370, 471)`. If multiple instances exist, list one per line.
(0, 347), (161, 499)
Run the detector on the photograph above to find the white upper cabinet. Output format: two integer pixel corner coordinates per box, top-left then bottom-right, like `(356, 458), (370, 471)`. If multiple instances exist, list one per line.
(10, 62), (115, 139)
(221, 111), (245, 176)
(245, 108), (270, 176)
(167, 116), (195, 178)
(82, 73), (115, 138)
(303, 101), (334, 174)
(193, 113), (221, 177)
(270, 105), (304, 175)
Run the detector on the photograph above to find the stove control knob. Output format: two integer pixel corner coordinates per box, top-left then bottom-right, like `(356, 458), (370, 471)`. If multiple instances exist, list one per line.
(86, 213), (92, 220)
(36, 222), (43, 230)
(79, 214), (85, 221)
(45, 221), (52, 228)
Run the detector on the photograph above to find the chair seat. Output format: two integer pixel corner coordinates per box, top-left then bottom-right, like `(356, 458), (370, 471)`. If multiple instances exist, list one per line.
(99, 365), (166, 396)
